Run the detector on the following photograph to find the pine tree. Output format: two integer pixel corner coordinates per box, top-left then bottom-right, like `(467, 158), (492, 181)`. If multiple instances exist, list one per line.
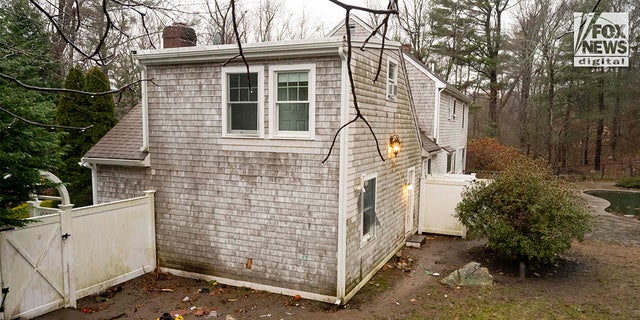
(56, 66), (116, 206)
(85, 67), (117, 143)
(0, 0), (62, 227)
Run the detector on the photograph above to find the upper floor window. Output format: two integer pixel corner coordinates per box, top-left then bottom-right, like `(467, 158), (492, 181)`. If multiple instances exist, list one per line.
(387, 59), (398, 100)
(222, 66), (264, 137)
(448, 99), (457, 120)
(269, 64), (315, 139)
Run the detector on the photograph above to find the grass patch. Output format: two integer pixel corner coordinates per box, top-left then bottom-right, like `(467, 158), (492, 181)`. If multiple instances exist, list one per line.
(405, 283), (632, 320)
(615, 176), (640, 189)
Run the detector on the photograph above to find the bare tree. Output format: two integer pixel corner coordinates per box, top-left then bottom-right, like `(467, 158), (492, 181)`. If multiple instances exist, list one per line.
(397, 0), (433, 62)
(201, 0), (246, 44)
(254, 0), (284, 42)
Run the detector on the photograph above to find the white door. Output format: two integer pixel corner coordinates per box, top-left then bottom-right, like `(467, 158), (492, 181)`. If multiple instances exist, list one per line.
(405, 167), (416, 236)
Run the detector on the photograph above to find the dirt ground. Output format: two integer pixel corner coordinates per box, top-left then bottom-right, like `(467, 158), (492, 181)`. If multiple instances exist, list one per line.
(35, 181), (640, 320)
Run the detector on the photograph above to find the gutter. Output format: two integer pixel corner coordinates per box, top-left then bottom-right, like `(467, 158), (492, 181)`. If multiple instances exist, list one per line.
(134, 37), (401, 66)
(135, 38), (345, 66)
(434, 87), (445, 142)
(82, 155), (150, 167)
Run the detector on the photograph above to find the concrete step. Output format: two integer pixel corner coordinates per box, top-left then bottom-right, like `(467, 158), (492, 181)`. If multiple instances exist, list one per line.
(405, 234), (426, 248)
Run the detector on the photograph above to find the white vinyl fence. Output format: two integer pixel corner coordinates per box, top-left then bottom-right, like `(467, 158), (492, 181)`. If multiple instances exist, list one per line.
(0, 190), (156, 320)
(419, 174), (477, 237)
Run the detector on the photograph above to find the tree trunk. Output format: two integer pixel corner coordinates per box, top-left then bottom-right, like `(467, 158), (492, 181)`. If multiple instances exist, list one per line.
(594, 85), (605, 171)
(583, 126), (589, 166)
(611, 95), (621, 162)
(546, 61), (555, 164)
(488, 69), (499, 137)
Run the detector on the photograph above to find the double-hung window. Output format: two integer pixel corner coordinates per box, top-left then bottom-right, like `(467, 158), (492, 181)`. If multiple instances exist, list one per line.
(448, 99), (457, 120)
(269, 64), (315, 138)
(387, 59), (398, 100)
(361, 175), (377, 242)
(222, 66), (263, 137)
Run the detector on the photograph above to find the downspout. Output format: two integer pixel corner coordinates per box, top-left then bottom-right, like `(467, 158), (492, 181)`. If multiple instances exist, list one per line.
(79, 159), (98, 205)
(141, 65), (150, 152)
(336, 45), (349, 304)
(90, 165), (97, 204)
(433, 87), (445, 143)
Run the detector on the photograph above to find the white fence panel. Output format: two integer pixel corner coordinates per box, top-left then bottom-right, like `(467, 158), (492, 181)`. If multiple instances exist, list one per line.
(0, 215), (66, 319)
(0, 190), (155, 320)
(72, 191), (156, 300)
(419, 174), (476, 237)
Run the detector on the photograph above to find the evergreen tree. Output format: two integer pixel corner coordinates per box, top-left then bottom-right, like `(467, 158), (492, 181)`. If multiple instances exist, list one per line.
(56, 67), (89, 206)
(0, 0), (62, 226)
(85, 67), (118, 141)
(56, 66), (116, 206)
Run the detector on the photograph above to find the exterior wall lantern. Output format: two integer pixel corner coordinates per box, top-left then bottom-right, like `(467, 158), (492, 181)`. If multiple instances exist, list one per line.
(389, 135), (401, 158)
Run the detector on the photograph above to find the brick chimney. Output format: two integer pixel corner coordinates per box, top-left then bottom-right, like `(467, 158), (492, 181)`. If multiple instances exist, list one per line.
(401, 43), (411, 53)
(163, 23), (197, 48)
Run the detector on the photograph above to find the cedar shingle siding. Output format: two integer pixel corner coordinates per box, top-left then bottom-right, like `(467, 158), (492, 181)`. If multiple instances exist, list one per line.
(98, 56), (343, 295)
(89, 19), (430, 301)
(343, 47), (421, 293)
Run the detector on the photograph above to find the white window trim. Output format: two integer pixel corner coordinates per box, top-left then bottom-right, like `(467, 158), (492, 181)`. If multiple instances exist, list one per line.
(221, 65), (265, 138)
(360, 172), (378, 245)
(386, 58), (398, 101)
(448, 98), (456, 121)
(268, 64), (316, 139)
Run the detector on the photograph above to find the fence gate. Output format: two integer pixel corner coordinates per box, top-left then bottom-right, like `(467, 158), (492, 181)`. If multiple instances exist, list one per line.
(0, 213), (72, 319)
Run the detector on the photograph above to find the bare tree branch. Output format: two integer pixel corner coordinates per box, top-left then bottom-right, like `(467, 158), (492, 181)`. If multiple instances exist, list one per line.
(321, 0), (399, 163)
(228, 0), (251, 89)
(0, 72), (155, 96)
(0, 106), (93, 131)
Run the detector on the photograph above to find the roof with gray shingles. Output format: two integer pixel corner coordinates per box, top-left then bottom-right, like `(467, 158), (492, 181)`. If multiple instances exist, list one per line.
(421, 132), (441, 153)
(402, 52), (472, 104)
(84, 104), (147, 161)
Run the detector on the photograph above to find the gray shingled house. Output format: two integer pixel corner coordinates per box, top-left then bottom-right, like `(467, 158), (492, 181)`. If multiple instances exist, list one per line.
(82, 19), (468, 304)
(403, 53), (472, 176)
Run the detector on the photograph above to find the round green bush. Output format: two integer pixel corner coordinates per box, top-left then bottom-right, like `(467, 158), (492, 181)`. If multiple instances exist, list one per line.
(456, 160), (594, 266)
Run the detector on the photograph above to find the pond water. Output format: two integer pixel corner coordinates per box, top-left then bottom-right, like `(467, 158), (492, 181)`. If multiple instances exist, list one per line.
(585, 190), (640, 217)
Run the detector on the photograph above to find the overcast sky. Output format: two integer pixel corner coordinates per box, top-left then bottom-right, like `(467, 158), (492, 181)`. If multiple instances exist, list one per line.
(277, 0), (368, 27)
(177, 0), (371, 32)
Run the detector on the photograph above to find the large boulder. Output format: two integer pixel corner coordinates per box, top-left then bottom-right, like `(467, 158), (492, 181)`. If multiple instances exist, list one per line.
(441, 262), (493, 287)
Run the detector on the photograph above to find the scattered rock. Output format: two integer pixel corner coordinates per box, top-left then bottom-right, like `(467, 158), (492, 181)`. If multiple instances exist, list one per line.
(440, 262), (493, 287)
(225, 315), (237, 320)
